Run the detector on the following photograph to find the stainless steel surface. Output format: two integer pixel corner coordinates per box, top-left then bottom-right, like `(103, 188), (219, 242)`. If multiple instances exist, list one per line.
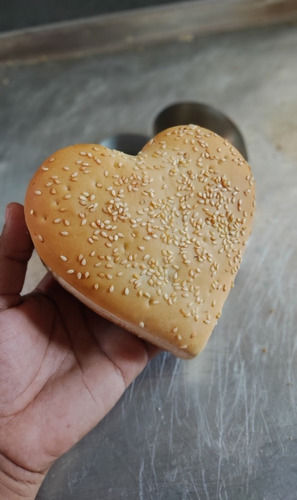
(153, 102), (248, 159)
(1, 18), (297, 500)
(1, 0), (297, 64)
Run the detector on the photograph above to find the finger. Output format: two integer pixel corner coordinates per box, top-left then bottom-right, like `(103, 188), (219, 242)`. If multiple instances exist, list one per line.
(0, 203), (34, 310)
(35, 270), (56, 293)
(143, 341), (161, 360)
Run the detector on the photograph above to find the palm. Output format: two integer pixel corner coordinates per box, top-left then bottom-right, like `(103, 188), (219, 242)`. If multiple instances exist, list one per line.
(0, 204), (154, 482)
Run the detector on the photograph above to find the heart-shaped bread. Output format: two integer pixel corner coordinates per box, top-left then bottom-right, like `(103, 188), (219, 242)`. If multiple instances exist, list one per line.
(24, 125), (255, 358)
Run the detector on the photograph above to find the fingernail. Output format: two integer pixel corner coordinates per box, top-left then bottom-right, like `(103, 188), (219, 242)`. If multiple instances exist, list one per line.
(5, 205), (10, 223)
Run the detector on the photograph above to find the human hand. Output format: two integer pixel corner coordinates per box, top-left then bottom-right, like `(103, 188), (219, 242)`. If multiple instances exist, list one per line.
(0, 203), (157, 500)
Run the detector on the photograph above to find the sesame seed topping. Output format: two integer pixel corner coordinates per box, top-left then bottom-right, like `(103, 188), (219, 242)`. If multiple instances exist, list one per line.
(26, 125), (254, 359)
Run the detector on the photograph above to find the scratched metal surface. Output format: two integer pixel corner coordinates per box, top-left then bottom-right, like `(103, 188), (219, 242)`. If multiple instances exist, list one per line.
(1, 21), (297, 500)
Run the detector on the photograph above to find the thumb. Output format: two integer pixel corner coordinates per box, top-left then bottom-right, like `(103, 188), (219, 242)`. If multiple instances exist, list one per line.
(0, 203), (33, 311)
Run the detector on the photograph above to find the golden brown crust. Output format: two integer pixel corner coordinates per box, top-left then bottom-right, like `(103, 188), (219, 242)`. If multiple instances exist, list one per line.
(24, 125), (255, 359)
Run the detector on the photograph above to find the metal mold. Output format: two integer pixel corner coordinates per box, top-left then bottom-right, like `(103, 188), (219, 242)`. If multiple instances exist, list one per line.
(101, 103), (248, 160)
(100, 133), (150, 156)
(153, 101), (248, 160)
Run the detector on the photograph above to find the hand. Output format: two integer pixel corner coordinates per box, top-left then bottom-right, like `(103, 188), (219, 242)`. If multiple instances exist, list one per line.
(0, 203), (157, 500)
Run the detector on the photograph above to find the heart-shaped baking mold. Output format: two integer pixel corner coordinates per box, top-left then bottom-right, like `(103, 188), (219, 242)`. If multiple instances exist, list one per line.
(25, 125), (255, 359)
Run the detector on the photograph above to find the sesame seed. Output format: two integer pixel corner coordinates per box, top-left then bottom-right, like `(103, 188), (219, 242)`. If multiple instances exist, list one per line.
(108, 285), (114, 293)
(60, 255), (68, 261)
(67, 269), (75, 274)
(35, 190), (42, 195)
(60, 231), (69, 236)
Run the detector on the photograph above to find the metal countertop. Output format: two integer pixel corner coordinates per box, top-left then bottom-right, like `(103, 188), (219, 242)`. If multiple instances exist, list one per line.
(1, 14), (297, 500)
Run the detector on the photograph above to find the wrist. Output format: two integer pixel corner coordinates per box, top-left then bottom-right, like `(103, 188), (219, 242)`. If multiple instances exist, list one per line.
(0, 454), (46, 500)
